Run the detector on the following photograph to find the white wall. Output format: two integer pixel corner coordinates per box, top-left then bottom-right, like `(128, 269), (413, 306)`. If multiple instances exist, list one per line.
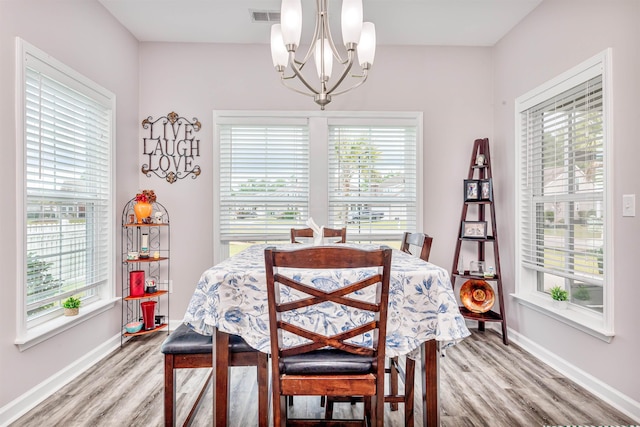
(138, 43), (494, 319)
(493, 0), (640, 408)
(0, 0), (139, 411)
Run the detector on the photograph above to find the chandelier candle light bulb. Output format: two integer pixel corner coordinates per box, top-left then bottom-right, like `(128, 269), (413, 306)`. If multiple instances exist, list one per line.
(358, 22), (376, 67)
(270, 25), (288, 70)
(281, 0), (302, 48)
(270, 0), (376, 109)
(315, 38), (333, 80)
(341, 0), (363, 45)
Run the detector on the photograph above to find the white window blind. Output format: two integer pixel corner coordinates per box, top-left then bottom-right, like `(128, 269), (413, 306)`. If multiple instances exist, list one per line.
(22, 47), (113, 326)
(328, 123), (417, 239)
(218, 123), (309, 240)
(519, 75), (604, 309)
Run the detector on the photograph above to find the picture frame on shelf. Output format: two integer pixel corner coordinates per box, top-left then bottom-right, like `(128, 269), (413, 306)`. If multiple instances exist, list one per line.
(479, 178), (493, 201)
(464, 179), (479, 201)
(461, 221), (487, 239)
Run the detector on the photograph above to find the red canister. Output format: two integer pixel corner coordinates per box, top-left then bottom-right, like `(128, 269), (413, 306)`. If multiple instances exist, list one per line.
(129, 270), (145, 297)
(140, 300), (157, 330)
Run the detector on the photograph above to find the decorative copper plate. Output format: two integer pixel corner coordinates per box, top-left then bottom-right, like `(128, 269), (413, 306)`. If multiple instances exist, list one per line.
(460, 279), (495, 313)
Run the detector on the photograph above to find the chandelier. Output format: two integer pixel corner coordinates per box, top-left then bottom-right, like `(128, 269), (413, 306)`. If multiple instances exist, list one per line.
(270, 0), (376, 110)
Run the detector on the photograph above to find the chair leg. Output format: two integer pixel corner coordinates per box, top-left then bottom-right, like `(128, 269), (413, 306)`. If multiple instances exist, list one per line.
(257, 353), (269, 427)
(274, 395), (287, 427)
(324, 396), (334, 420)
(364, 396), (372, 426)
(164, 355), (175, 427)
(375, 392), (384, 427)
(390, 356), (399, 411)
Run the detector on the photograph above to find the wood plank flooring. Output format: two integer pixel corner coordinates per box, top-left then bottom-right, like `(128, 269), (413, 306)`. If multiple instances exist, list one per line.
(11, 328), (635, 426)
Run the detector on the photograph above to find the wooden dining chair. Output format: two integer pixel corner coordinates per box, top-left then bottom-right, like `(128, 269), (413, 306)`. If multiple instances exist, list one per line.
(264, 245), (392, 427)
(290, 227), (347, 244)
(400, 231), (433, 262)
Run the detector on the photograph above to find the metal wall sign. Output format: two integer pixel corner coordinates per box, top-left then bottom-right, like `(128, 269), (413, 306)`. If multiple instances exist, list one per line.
(141, 111), (201, 183)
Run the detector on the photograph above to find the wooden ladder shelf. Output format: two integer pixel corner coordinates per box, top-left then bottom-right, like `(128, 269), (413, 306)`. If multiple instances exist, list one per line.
(451, 138), (508, 345)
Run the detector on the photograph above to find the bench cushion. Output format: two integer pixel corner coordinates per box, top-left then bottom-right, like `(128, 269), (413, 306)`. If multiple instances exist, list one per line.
(161, 323), (255, 355)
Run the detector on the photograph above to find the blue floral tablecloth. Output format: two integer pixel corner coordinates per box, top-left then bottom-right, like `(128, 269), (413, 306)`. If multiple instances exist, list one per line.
(183, 243), (470, 357)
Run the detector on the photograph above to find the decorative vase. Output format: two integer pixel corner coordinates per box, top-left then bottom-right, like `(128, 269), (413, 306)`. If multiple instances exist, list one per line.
(133, 202), (153, 224)
(141, 300), (157, 330)
(64, 307), (79, 316)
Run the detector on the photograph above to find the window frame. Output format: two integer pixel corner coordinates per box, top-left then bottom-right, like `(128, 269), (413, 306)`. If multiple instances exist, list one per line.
(14, 38), (117, 350)
(514, 49), (614, 341)
(213, 110), (423, 262)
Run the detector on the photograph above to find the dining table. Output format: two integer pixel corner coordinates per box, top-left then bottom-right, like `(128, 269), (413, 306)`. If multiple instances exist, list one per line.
(183, 243), (470, 426)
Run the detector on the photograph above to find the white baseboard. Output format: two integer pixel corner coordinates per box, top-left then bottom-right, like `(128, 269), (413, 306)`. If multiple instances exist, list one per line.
(0, 333), (121, 427)
(483, 323), (640, 423)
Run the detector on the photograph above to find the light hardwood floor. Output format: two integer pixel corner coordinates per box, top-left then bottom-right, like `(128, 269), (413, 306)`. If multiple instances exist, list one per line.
(11, 329), (635, 426)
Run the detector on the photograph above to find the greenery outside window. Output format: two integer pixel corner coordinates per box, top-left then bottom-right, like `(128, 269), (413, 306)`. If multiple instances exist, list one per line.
(328, 120), (418, 239)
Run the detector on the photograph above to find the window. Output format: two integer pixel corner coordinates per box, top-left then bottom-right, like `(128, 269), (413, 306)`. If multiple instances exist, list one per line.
(218, 119), (310, 241)
(328, 121), (417, 239)
(214, 112), (422, 259)
(16, 39), (115, 342)
(515, 50), (612, 339)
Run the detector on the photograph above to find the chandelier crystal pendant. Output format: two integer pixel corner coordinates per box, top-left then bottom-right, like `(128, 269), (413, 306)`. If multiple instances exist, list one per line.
(270, 0), (376, 110)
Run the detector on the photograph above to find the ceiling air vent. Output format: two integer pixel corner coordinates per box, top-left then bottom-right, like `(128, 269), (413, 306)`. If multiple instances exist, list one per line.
(250, 10), (281, 23)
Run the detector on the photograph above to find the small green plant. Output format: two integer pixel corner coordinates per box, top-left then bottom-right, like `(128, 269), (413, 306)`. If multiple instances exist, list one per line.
(549, 286), (568, 301)
(62, 296), (81, 309)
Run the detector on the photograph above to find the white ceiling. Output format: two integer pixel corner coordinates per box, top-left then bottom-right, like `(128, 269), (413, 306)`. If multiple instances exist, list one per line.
(98, 0), (543, 47)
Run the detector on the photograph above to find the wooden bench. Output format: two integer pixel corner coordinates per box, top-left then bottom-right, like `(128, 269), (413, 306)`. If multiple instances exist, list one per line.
(161, 323), (269, 427)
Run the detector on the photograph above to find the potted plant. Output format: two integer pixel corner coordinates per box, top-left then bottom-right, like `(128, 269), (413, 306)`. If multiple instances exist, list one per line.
(62, 296), (81, 316)
(549, 286), (568, 309)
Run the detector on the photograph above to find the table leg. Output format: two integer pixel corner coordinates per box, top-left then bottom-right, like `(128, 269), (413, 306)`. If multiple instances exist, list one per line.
(212, 328), (217, 427)
(421, 339), (440, 426)
(213, 328), (230, 427)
